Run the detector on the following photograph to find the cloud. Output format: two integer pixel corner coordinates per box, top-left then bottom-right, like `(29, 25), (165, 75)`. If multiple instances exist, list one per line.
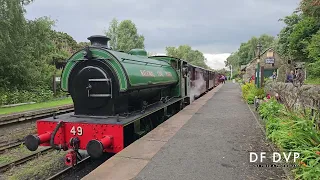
(204, 53), (231, 70)
(24, 0), (300, 53)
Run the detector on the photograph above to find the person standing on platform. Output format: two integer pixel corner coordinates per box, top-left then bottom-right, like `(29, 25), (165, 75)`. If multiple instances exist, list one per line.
(272, 71), (277, 81)
(286, 70), (294, 83)
(220, 75), (225, 84)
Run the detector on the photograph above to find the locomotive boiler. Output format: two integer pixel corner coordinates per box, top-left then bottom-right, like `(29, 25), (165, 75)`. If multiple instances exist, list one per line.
(24, 35), (217, 166)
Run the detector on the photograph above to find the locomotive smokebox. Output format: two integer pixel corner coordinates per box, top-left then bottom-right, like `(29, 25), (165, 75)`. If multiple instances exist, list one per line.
(70, 63), (115, 116)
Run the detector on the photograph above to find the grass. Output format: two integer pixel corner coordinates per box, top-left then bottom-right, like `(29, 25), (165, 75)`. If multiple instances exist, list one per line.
(304, 78), (320, 85)
(4, 150), (67, 180)
(0, 144), (40, 166)
(0, 97), (73, 115)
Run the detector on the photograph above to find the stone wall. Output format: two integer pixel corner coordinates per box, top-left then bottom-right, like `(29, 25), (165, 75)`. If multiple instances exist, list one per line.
(264, 82), (320, 111)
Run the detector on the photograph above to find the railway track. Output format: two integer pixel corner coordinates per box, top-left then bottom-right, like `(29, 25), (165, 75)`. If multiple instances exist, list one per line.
(0, 147), (53, 173)
(0, 104), (74, 126)
(0, 140), (24, 154)
(47, 156), (91, 180)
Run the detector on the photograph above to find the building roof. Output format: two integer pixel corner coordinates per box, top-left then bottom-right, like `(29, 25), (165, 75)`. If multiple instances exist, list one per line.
(248, 47), (285, 65)
(240, 65), (247, 71)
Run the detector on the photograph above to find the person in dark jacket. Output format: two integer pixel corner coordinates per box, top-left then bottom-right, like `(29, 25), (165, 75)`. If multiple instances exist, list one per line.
(286, 70), (294, 83)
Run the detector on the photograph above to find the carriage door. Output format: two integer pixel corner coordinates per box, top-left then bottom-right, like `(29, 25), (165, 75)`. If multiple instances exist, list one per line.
(182, 62), (189, 97)
(180, 61), (185, 97)
(205, 71), (210, 91)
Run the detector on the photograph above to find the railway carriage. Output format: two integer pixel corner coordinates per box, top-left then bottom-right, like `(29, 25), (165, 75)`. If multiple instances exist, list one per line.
(24, 35), (218, 166)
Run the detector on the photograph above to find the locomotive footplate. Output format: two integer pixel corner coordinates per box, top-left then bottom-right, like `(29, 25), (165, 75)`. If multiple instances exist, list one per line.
(40, 97), (181, 125)
(25, 97), (183, 161)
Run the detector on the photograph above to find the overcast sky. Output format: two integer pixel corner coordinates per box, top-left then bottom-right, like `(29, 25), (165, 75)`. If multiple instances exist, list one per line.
(25, 0), (300, 69)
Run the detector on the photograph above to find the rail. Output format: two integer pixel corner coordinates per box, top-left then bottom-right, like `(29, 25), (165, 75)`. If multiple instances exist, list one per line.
(0, 140), (24, 154)
(0, 147), (53, 173)
(46, 156), (91, 180)
(0, 104), (74, 126)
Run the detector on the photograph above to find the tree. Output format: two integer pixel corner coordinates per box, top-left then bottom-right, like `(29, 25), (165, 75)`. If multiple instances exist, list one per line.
(225, 52), (240, 69)
(277, 13), (302, 58)
(0, 0), (56, 90)
(0, 0), (30, 89)
(225, 34), (275, 68)
(237, 34), (275, 65)
(49, 30), (79, 64)
(105, 18), (118, 50)
(305, 30), (320, 78)
(165, 45), (209, 69)
(105, 19), (145, 52)
(277, 13), (320, 62)
(287, 16), (320, 61)
(299, 0), (320, 18)
(77, 42), (91, 50)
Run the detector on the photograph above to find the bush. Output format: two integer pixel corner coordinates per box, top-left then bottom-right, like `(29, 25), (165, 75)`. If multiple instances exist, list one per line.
(241, 82), (265, 104)
(241, 82), (255, 100)
(0, 87), (56, 105)
(305, 77), (320, 85)
(257, 99), (320, 179)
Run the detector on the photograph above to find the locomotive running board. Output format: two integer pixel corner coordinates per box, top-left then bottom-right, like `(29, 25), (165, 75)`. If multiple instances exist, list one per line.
(40, 97), (184, 126)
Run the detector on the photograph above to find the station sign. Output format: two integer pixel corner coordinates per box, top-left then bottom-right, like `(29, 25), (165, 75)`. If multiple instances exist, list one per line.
(265, 58), (275, 64)
(55, 77), (61, 82)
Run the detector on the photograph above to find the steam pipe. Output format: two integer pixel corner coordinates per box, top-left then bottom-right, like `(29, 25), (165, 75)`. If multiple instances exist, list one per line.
(50, 121), (64, 150)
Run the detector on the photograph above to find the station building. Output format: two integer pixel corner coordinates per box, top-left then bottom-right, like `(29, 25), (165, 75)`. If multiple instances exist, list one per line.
(240, 48), (293, 83)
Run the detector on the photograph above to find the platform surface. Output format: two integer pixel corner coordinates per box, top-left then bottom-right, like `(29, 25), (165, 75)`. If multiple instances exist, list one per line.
(83, 83), (286, 180)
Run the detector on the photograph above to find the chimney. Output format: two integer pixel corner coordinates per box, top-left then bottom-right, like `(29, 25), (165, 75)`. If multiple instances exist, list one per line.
(87, 35), (110, 49)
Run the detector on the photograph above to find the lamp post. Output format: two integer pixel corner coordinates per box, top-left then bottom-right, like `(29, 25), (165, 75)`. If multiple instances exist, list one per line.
(230, 65), (233, 79)
(256, 42), (262, 88)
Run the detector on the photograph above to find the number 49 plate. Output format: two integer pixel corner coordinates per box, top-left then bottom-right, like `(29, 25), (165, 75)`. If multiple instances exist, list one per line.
(70, 126), (83, 136)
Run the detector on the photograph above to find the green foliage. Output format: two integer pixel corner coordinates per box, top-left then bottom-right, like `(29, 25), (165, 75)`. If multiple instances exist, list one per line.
(236, 77), (243, 84)
(299, 0), (320, 19)
(0, 0), (78, 105)
(77, 42), (91, 49)
(105, 18), (145, 52)
(165, 45), (209, 69)
(277, 13), (303, 59)
(0, 87), (54, 105)
(304, 77), (320, 85)
(0, 0), (55, 90)
(257, 99), (320, 179)
(276, 4), (320, 80)
(306, 30), (320, 61)
(241, 82), (254, 100)
(106, 18), (118, 50)
(225, 34), (276, 67)
(241, 82), (265, 104)
(287, 16), (320, 61)
(258, 98), (284, 119)
(225, 52), (240, 70)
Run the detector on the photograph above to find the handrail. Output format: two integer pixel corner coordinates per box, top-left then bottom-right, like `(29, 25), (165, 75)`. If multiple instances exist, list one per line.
(121, 58), (170, 67)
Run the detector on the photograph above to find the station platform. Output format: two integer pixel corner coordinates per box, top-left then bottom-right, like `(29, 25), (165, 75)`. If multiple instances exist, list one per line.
(83, 83), (287, 180)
